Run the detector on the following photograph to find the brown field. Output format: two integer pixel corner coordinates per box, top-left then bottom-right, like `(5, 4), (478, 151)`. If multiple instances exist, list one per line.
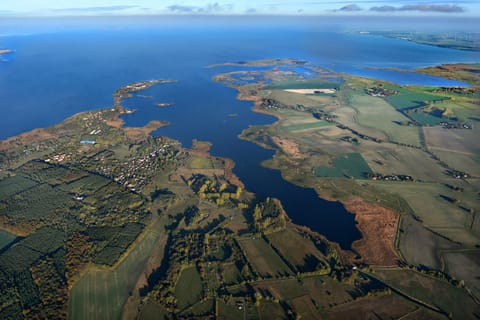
(272, 136), (303, 158)
(0, 128), (58, 151)
(345, 197), (399, 266)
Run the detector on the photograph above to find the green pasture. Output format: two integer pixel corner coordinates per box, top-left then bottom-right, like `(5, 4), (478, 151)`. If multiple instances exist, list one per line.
(282, 120), (332, 132)
(314, 153), (372, 179)
(174, 266), (203, 310)
(239, 237), (293, 277)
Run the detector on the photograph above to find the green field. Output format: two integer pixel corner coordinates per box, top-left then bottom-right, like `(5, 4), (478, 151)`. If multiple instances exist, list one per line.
(266, 228), (326, 272)
(189, 157), (214, 169)
(222, 262), (243, 284)
(174, 266), (203, 310)
(0, 230), (17, 251)
(350, 95), (422, 146)
(0, 174), (38, 199)
(239, 237), (293, 277)
(69, 230), (161, 320)
(407, 111), (445, 125)
(314, 153), (372, 179)
(282, 120), (333, 132)
(384, 85), (447, 110)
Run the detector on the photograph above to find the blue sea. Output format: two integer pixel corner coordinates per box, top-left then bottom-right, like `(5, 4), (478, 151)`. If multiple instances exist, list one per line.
(1, 16), (479, 248)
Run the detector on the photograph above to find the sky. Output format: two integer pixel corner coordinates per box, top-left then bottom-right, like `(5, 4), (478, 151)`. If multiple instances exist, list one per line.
(1, 0), (479, 17)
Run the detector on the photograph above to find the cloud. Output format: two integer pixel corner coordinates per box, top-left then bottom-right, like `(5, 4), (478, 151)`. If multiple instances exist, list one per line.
(52, 5), (139, 13)
(370, 4), (464, 13)
(337, 4), (363, 12)
(167, 2), (233, 14)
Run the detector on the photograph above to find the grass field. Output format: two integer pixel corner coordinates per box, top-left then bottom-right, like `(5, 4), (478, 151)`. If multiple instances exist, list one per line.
(222, 262), (243, 284)
(282, 120), (332, 132)
(266, 228), (325, 272)
(174, 266), (203, 310)
(349, 95), (422, 146)
(252, 279), (308, 301)
(362, 145), (446, 182)
(184, 299), (214, 317)
(326, 292), (443, 320)
(314, 153), (372, 179)
(369, 181), (479, 245)
(372, 268), (479, 319)
(68, 230), (161, 320)
(188, 157), (214, 169)
(303, 276), (355, 309)
(407, 111), (445, 126)
(258, 300), (288, 319)
(384, 85), (446, 110)
(238, 237), (293, 277)
(443, 251), (480, 298)
(217, 299), (246, 320)
(138, 302), (169, 320)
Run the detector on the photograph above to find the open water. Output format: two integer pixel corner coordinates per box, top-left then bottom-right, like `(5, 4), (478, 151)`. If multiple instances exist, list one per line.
(1, 18), (478, 248)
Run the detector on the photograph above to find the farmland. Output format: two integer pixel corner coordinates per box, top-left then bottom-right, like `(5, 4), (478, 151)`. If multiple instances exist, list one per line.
(314, 152), (373, 179)
(238, 237), (293, 277)
(211, 58), (480, 319)
(68, 226), (162, 320)
(1, 57), (479, 319)
(371, 268), (479, 319)
(174, 266), (203, 310)
(348, 95), (422, 146)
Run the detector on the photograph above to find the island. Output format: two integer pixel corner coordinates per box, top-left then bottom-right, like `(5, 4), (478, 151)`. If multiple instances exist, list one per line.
(0, 61), (479, 319)
(358, 31), (480, 52)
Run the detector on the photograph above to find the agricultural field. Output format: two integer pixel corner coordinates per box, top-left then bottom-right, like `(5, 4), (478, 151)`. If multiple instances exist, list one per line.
(372, 268), (479, 319)
(348, 95), (422, 146)
(326, 292), (445, 320)
(369, 181), (479, 244)
(314, 153), (372, 179)
(281, 120), (332, 132)
(361, 144), (446, 182)
(266, 227), (327, 272)
(443, 251), (480, 298)
(68, 230), (162, 320)
(383, 85), (446, 111)
(174, 266), (203, 310)
(238, 237), (293, 277)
